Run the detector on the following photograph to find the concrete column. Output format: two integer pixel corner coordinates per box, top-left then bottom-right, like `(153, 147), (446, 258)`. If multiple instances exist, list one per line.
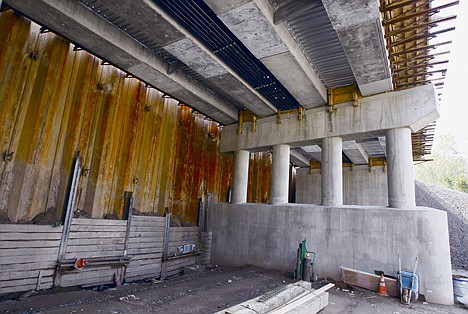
(386, 127), (416, 208)
(271, 144), (290, 205)
(321, 137), (343, 206)
(231, 150), (250, 204)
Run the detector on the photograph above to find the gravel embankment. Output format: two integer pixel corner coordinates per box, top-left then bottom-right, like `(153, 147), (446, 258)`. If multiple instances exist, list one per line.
(415, 180), (468, 270)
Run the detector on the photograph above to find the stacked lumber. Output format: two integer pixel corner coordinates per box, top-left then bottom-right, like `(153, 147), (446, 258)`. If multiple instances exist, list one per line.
(0, 224), (63, 295)
(125, 215), (165, 281)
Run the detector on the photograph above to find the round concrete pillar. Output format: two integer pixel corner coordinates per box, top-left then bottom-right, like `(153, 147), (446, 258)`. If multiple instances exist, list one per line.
(386, 127), (416, 208)
(321, 137), (343, 206)
(271, 144), (290, 205)
(231, 150), (250, 204)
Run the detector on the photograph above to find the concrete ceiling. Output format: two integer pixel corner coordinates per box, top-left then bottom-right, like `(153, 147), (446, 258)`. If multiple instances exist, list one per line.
(4, 0), (393, 165)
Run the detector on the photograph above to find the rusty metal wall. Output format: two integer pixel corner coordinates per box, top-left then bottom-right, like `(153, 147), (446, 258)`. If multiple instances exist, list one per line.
(0, 11), (270, 224)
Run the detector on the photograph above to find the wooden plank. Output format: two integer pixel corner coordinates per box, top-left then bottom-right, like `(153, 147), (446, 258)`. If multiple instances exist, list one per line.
(0, 240), (61, 248)
(127, 257), (162, 267)
(0, 261), (57, 272)
(68, 237), (125, 246)
(60, 267), (118, 280)
(129, 226), (165, 232)
(129, 232), (165, 239)
(130, 220), (166, 227)
(0, 280), (53, 295)
(128, 237), (164, 244)
(68, 231), (127, 238)
(340, 266), (398, 297)
(60, 276), (114, 287)
(2, 247), (59, 257)
(169, 227), (199, 233)
(71, 219), (127, 226)
(0, 274), (55, 288)
(127, 241), (164, 250)
(126, 266), (161, 278)
(126, 272), (161, 282)
(166, 257), (196, 272)
(66, 244), (124, 253)
(64, 251), (124, 259)
(131, 215), (165, 222)
(0, 254), (58, 265)
(0, 224), (63, 233)
(0, 232), (62, 240)
(128, 247), (163, 255)
(0, 269), (55, 282)
(70, 225), (127, 232)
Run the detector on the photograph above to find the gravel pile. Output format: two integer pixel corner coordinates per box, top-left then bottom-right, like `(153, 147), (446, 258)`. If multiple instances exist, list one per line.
(415, 180), (468, 270)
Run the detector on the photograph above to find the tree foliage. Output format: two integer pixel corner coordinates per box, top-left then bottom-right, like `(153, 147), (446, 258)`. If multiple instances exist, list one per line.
(415, 133), (468, 192)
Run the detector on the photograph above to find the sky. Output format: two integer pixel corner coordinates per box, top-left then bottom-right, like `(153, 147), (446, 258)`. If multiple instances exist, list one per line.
(431, 0), (468, 155)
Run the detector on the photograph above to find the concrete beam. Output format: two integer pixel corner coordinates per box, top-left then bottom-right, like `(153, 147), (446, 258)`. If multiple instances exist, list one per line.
(6, 0), (239, 124)
(342, 141), (369, 165)
(143, 0), (278, 116)
(290, 149), (310, 167)
(220, 84), (439, 153)
(254, 0), (328, 106)
(208, 0), (327, 108)
(322, 0), (392, 96)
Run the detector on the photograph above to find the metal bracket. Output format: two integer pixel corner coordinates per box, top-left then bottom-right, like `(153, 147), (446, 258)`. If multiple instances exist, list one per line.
(328, 89), (334, 113)
(298, 107), (304, 120)
(252, 116), (257, 132)
(353, 82), (359, 107)
(238, 110), (243, 135)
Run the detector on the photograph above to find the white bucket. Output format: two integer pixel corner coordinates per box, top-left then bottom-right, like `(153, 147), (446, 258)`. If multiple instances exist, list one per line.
(453, 269), (468, 303)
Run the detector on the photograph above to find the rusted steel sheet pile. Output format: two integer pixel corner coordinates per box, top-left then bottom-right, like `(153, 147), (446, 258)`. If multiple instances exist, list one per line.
(0, 11), (271, 224)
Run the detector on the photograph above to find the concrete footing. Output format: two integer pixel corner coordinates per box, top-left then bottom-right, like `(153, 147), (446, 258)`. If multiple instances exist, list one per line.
(211, 203), (453, 305)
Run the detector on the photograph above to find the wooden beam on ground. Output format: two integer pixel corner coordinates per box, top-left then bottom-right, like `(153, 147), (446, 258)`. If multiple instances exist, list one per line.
(341, 266), (398, 297)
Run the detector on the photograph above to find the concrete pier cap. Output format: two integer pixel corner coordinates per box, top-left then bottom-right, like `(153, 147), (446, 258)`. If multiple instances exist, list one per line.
(220, 84), (440, 153)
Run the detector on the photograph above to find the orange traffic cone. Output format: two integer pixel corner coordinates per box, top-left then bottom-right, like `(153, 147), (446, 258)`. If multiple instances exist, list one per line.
(378, 274), (388, 296)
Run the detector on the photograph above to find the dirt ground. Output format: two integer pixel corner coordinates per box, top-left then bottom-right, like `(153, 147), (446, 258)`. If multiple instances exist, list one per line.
(1, 265), (465, 314)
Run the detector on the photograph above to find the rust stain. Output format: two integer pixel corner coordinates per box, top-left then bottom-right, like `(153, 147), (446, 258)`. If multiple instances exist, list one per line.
(0, 11), (272, 224)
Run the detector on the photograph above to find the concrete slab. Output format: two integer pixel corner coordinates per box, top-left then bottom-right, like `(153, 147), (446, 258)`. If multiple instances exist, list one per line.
(220, 85), (440, 152)
(218, 2), (288, 60)
(163, 38), (228, 78)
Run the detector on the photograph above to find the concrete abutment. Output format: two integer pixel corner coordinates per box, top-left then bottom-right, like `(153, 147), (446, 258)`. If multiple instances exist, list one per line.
(211, 203), (454, 305)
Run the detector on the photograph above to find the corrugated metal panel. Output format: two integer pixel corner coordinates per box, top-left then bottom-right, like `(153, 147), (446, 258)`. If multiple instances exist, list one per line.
(0, 11), (271, 224)
(272, 0), (355, 88)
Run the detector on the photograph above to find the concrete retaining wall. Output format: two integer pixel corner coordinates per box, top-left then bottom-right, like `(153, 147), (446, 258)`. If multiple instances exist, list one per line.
(296, 166), (388, 206)
(210, 203), (453, 305)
